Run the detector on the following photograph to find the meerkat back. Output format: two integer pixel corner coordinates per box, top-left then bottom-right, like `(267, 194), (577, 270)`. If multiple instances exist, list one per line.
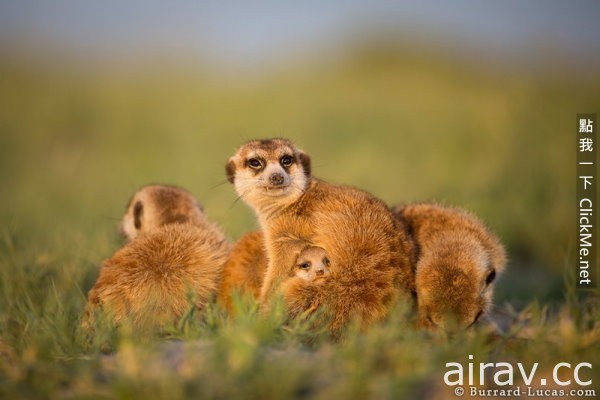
(84, 223), (230, 331)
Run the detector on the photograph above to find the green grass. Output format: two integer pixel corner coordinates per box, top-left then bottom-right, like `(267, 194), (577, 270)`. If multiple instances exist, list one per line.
(0, 44), (599, 398)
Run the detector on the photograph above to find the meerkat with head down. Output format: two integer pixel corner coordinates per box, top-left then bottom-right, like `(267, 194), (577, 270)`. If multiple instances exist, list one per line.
(226, 138), (415, 333)
(120, 184), (207, 240)
(392, 203), (506, 331)
(83, 185), (230, 332)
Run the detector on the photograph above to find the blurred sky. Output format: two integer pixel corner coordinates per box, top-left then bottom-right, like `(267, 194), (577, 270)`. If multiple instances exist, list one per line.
(1, 0), (599, 68)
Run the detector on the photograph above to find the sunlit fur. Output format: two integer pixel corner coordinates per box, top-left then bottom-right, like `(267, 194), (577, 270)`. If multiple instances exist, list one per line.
(120, 184), (207, 241)
(227, 138), (415, 335)
(217, 230), (267, 314)
(83, 223), (230, 331)
(392, 203), (506, 331)
(83, 185), (231, 331)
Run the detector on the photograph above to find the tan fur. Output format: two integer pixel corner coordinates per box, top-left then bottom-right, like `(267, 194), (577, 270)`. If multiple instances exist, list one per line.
(83, 223), (230, 331)
(84, 184), (230, 331)
(392, 203), (506, 331)
(294, 246), (330, 281)
(227, 138), (415, 334)
(217, 230), (268, 313)
(120, 184), (207, 240)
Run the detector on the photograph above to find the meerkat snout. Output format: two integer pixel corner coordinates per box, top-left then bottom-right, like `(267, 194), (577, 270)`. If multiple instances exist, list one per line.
(269, 172), (285, 186)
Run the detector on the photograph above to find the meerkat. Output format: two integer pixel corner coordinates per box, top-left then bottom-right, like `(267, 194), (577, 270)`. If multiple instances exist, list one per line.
(392, 203), (506, 331)
(226, 138), (415, 333)
(83, 184), (230, 331)
(217, 230), (268, 314)
(120, 184), (207, 240)
(294, 246), (331, 282)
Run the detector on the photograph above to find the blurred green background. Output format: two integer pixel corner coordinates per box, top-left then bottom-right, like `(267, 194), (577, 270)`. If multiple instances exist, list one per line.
(1, 2), (599, 309)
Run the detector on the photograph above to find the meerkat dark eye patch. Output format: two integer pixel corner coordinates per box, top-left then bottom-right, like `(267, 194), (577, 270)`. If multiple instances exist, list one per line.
(280, 155), (293, 168)
(133, 201), (143, 229)
(323, 257), (330, 266)
(246, 158), (263, 170)
(297, 152), (311, 177)
(298, 263), (311, 270)
(485, 269), (496, 286)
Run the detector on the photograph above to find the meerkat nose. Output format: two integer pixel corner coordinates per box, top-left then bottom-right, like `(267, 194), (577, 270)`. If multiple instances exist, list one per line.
(316, 268), (324, 276)
(269, 172), (285, 186)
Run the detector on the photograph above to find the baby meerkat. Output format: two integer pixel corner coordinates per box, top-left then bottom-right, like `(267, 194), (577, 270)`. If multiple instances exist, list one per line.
(226, 138), (414, 333)
(294, 246), (331, 282)
(217, 230), (268, 314)
(83, 184), (231, 332)
(120, 184), (206, 240)
(392, 203), (506, 331)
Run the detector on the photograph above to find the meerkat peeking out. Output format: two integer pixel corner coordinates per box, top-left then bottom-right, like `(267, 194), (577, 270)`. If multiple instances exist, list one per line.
(392, 203), (506, 332)
(120, 184), (206, 240)
(295, 246), (330, 282)
(226, 138), (415, 334)
(217, 230), (268, 314)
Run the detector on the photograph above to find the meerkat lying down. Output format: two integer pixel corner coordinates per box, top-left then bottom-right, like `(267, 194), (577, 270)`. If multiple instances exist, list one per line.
(226, 138), (415, 333)
(392, 203), (506, 331)
(83, 185), (230, 331)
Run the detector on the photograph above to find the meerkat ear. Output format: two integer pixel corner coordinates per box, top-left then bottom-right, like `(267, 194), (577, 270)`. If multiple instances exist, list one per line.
(225, 159), (236, 183)
(133, 201), (143, 229)
(298, 152), (311, 177)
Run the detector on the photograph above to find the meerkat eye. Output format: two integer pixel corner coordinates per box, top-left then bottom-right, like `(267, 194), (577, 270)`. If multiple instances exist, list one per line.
(247, 158), (263, 169)
(322, 257), (330, 267)
(485, 269), (496, 286)
(298, 263), (311, 270)
(280, 155), (293, 167)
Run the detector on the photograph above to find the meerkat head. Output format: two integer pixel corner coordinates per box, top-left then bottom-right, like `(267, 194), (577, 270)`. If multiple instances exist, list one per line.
(416, 239), (501, 331)
(294, 246), (331, 282)
(120, 185), (205, 240)
(225, 138), (311, 214)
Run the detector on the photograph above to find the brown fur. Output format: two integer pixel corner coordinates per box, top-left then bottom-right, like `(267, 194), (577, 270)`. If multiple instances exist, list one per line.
(227, 138), (415, 334)
(120, 185), (207, 240)
(83, 223), (230, 331)
(392, 203), (506, 331)
(217, 230), (268, 313)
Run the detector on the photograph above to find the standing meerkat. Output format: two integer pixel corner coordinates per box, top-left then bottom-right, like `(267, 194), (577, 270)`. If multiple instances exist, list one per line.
(226, 138), (415, 332)
(120, 184), (207, 240)
(392, 203), (506, 331)
(217, 230), (268, 314)
(83, 185), (231, 331)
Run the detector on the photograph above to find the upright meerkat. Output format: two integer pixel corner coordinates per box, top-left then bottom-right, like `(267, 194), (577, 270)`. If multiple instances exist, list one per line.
(217, 230), (268, 313)
(226, 138), (415, 332)
(120, 184), (207, 240)
(392, 203), (506, 331)
(83, 185), (230, 331)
